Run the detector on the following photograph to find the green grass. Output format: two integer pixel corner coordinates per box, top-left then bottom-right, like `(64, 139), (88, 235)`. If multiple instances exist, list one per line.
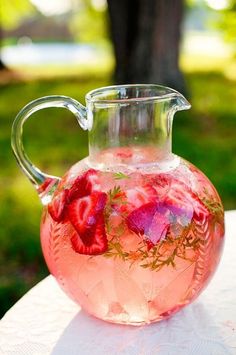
(174, 71), (236, 208)
(0, 69), (236, 318)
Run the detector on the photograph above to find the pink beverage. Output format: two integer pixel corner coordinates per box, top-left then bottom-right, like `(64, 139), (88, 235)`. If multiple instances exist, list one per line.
(40, 147), (224, 325)
(12, 84), (225, 325)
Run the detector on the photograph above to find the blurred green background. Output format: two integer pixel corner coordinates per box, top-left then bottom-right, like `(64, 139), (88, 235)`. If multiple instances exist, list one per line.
(0, 0), (236, 317)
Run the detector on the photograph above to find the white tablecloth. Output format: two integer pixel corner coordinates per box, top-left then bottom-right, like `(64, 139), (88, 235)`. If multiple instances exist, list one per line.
(0, 211), (236, 355)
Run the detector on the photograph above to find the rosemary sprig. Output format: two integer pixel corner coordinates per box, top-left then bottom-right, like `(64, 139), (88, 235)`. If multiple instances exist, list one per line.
(104, 185), (127, 233)
(105, 185), (127, 214)
(202, 188), (224, 224)
(104, 240), (129, 261)
(104, 220), (202, 272)
(114, 172), (130, 180)
(108, 185), (122, 200)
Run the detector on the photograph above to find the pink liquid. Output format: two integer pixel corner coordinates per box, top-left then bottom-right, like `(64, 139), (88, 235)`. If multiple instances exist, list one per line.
(40, 149), (224, 325)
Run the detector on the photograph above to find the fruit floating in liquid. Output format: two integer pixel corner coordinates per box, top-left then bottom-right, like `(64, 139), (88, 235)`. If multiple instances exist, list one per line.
(40, 149), (224, 325)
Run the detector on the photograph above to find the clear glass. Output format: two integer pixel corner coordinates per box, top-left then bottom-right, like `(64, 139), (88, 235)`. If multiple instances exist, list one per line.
(86, 84), (190, 165)
(12, 84), (224, 325)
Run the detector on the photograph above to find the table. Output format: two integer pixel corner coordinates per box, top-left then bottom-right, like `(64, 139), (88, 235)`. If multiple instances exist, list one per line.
(0, 211), (236, 355)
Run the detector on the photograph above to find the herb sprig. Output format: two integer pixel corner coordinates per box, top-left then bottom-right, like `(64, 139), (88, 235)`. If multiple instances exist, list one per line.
(113, 172), (130, 180)
(103, 186), (224, 272)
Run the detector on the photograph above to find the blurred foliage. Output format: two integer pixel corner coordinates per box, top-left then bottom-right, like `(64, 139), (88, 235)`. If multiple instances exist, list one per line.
(188, 0), (236, 48)
(216, 1), (236, 45)
(1, 0), (109, 47)
(184, 0), (236, 64)
(70, 0), (109, 43)
(1, 0), (35, 30)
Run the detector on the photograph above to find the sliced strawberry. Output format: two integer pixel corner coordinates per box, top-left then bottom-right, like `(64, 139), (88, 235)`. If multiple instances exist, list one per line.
(126, 202), (157, 235)
(71, 217), (108, 255)
(67, 191), (107, 243)
(164, 188), (194, 221)
(149, 173), (170, 188)
(68, 169), (100, 202)
(163, 180), (209, 223)
(48, 189), (69, 222)
(85, 169), (100, 192)
(125, 185), (158, 210)
(191, 193), (210, 221)
(151, 174), (171, 198)
(38, 177), (57, 195)
(116, 147), (133, 159)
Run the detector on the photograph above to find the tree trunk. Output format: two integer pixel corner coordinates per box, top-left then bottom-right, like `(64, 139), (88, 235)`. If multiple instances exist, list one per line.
(107, 0), (186, 93)
(0, 58), (7, 70)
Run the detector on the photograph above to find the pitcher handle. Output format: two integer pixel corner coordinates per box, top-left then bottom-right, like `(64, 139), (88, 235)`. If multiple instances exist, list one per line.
(11, 95), (87, 203)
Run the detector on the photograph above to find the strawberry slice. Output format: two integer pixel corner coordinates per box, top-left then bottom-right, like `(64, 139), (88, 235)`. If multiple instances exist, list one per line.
(150, 174), (171, 199)
(68, 191), (107, 244)
(163, 180), (209, 223)
(115, 147), (133, 159)
(189, 191), (210, 221)
(164, 188), (194, 221)
(48, 189), (69, 222)
(68, 169), (100, 202)
(125, 184), (158, 210)
(38, 177), (57, 195)
(70, 217), (108, 255)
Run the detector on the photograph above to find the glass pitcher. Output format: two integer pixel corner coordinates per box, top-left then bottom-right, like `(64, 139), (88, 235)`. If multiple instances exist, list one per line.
(11, 85), (224, 325)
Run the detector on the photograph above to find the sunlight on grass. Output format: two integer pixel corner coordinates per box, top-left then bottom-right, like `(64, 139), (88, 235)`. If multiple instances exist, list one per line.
(9, 175), (40, 212)
(12, 60), (113, 79)
(3, 52), (114, 81)
(6, 51), (236, 84)
(223, 62), (236, 80)
(180, 53), (233, 73)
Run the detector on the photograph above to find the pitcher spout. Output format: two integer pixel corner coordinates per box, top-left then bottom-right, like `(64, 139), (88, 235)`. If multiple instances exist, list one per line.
(174, 92), (191, 111)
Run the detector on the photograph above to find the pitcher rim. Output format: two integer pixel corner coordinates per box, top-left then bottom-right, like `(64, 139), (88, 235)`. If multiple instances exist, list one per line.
(85, 84), (184, 104)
